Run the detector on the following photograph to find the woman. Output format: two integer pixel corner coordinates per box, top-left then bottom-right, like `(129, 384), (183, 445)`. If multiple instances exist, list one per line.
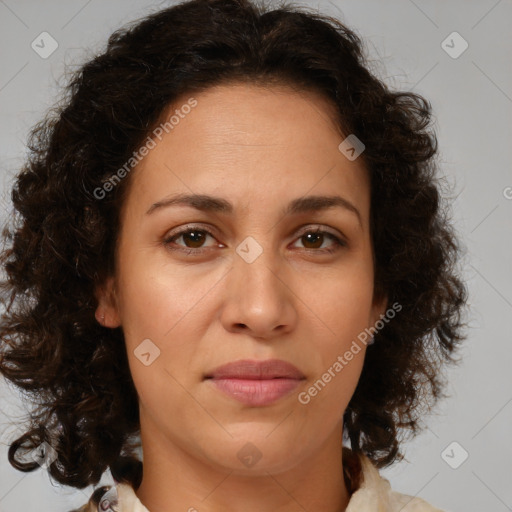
(0, 0), (468, 511)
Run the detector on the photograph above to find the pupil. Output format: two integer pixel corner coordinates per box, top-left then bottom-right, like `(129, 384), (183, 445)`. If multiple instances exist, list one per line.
(184, 231), (205, 248)
(304, 233), (323, 248)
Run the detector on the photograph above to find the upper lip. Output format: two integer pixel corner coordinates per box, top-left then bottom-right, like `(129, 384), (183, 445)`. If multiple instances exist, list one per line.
(205, 359), (305, 380)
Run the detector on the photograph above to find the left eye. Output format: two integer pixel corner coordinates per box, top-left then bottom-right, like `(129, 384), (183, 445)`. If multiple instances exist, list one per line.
(293, 229), (345, 252)
(163, 227), (345, 254)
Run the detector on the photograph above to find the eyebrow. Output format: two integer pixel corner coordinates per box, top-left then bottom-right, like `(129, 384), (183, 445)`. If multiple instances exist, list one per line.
(146, 193), (362, 226)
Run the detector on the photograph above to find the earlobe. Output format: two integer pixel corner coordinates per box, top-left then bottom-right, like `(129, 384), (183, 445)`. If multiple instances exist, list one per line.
(94, 308), (106, 325)
(94, 277), (121, 328)
(371, 291), (389, 327)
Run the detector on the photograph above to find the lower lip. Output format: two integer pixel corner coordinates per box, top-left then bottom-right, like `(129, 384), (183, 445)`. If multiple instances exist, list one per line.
(207, 378), (302, 406)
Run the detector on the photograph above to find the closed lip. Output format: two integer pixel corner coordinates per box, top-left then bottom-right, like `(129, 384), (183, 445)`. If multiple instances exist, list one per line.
(204, 359), (305, 380)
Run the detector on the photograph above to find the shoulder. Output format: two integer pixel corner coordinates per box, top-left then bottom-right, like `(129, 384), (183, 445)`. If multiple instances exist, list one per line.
(388, 490), (445, 512)
(70, 484), (119, 511)
(346, 450), (445, 512)
(72, 481), (148, 512)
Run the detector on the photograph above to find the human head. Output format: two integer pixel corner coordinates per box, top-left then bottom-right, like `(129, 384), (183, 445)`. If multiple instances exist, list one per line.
(0, 0), (467, 489)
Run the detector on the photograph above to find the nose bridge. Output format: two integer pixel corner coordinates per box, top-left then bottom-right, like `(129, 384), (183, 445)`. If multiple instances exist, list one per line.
(233, 233), (284, 302)
(221, 232), (296, 336)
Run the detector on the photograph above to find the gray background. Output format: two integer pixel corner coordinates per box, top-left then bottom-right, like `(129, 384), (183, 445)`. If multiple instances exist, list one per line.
(0, 1), (511, 511)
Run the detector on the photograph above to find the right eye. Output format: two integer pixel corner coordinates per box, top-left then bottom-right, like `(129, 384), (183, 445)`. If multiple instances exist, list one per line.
(163, 225), (221, 254)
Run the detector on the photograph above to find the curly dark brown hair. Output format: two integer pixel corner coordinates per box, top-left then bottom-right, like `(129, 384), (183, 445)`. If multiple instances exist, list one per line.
(0, 0), (468, 492)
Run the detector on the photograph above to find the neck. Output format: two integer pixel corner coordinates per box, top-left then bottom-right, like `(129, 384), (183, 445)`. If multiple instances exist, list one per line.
(135, 420), (351, 512)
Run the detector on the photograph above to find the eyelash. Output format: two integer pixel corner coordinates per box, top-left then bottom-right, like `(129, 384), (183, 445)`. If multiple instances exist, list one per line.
(163, 225), (346, 255)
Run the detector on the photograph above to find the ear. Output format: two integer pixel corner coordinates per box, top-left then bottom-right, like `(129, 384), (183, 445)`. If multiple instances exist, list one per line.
(94, 276), (121, 328)
(369, 289), (388, 328)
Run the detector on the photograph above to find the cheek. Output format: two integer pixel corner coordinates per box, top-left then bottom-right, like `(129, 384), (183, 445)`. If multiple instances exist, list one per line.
(307, 263), (376, 344)
(300, 337), (367, 421)
(115, 257), (219, 399)
(299, 264), (374, 406)
(115, 253), (216, 346)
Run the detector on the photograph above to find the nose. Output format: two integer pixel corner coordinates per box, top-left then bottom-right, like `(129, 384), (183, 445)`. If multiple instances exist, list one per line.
(219, 245), (298, 340)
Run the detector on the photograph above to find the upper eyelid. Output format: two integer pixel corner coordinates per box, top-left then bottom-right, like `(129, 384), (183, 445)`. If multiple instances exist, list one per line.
(165, 223), (219, 240)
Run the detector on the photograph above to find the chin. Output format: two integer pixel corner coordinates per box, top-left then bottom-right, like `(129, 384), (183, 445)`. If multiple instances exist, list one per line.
(202, 434), (306, 476)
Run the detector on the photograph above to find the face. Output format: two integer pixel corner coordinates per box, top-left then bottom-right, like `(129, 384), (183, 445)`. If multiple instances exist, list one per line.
(97, 82), (387, 475)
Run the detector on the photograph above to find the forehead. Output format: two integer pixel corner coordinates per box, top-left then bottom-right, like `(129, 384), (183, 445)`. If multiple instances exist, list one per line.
(125, 82), (370, 224)
(163, 81), (346, 149)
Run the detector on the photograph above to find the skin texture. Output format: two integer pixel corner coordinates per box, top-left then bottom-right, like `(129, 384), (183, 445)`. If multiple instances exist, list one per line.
(96, 83), (388, 512)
